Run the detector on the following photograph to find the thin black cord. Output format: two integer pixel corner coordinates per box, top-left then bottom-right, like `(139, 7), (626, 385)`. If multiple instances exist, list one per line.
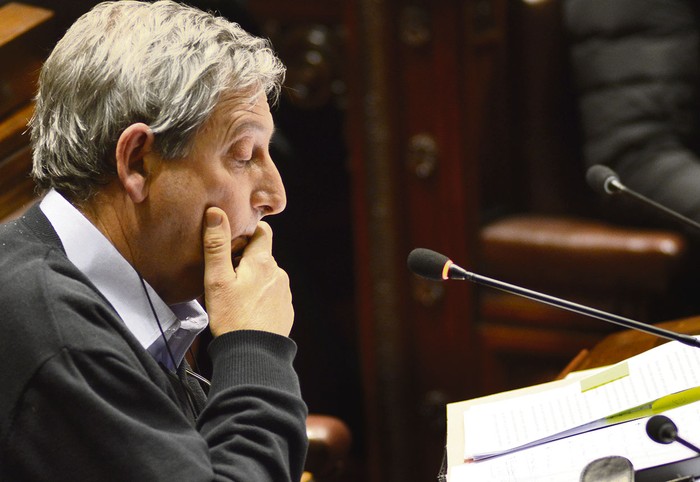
(187, 346), (201, 373)
(139, 276), (179, 370)
(186, 347), (211, 391)
(138, 274), (199, 419)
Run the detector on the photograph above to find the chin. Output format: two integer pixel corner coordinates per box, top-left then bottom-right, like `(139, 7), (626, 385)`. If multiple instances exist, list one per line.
(160, 266), (205, 305)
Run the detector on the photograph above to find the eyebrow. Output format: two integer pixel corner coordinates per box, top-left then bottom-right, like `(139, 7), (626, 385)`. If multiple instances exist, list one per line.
(228, 120), (276, 140)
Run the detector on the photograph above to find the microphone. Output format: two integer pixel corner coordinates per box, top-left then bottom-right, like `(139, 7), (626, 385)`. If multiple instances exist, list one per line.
(586, 164), (624, 196)
(646, 415), (700, 455)
(586, 164), (700, 234)
(407, 248), (700, 349)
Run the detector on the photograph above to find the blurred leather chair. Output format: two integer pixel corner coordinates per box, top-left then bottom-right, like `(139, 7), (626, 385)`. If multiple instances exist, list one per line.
(303, 414), (352, 482)
(474, 0), (692, 394)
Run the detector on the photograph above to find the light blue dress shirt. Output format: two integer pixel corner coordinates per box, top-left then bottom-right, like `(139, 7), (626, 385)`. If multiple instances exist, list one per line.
(40, 189), (208, 371)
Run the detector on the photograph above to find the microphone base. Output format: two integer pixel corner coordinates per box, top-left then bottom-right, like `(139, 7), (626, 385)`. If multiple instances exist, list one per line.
(635, 454), (700, 481)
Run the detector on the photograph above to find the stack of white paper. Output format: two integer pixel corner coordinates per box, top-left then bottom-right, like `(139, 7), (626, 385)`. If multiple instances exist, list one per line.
(463, 339), (700, 461)
(452, 400), (700, 482)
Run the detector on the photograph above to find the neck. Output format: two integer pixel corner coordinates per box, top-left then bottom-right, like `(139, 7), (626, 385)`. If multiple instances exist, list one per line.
(78, 188), (140, 272)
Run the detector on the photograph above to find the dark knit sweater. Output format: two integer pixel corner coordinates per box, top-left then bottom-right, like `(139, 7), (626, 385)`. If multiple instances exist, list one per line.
(565, 0), (700, 224)
(0, 205), (308, 481)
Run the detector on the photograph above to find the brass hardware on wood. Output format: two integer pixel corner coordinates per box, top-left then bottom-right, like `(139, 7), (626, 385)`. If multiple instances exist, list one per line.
(407, 133), (438, 179)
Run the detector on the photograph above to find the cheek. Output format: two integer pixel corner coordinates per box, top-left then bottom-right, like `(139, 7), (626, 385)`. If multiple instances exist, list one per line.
(154, 211), (203, 267)
(211, 185), (251, 228)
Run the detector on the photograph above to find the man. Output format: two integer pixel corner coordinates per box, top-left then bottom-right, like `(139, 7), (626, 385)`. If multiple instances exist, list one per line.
(0, 1), (308, 480)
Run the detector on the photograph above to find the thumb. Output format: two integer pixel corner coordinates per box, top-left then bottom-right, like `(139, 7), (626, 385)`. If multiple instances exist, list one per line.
(202, 207), (234, 294)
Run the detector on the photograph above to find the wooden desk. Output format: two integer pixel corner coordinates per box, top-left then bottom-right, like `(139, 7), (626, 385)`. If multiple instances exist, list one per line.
(559, 316), (700, 377)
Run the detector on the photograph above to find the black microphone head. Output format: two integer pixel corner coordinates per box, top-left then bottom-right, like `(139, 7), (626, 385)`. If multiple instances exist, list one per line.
(407, 248), (450, 281)
(646, 415), (678, 444)
(586, 164), (619, 195)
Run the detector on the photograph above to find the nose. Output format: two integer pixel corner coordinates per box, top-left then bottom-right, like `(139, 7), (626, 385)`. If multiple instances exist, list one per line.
(254, 155), (287, 216)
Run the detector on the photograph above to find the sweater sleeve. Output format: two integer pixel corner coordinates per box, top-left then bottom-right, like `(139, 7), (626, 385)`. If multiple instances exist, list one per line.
(564, 0), (700, 223)
(1, 331), (308, 482)
(203, 330), (309, 481)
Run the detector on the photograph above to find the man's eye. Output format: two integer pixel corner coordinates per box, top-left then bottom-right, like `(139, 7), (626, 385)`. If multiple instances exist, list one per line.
(230, 137), (256, 164)
(228, 148), (253, 166)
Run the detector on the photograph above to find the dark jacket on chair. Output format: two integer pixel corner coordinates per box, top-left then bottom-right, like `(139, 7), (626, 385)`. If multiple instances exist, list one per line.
(565, 0), (700, 224)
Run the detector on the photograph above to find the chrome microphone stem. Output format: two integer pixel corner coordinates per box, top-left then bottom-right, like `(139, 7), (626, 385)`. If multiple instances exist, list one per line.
(448, 264), (700, 350)
(617, 185), (700, 234)
(676, 436), (700, 455)
(587, 164), (700, 234)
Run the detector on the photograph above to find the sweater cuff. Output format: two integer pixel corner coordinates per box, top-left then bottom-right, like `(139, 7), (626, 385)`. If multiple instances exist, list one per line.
(207, 330), (301, 396)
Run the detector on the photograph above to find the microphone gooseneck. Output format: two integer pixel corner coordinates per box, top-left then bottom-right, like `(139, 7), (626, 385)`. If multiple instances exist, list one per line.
(407, 248), (700, 350)
(586, 164), (700, 234)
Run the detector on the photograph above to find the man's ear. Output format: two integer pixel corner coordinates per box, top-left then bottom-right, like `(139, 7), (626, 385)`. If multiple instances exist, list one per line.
(115, 123), (155, 204)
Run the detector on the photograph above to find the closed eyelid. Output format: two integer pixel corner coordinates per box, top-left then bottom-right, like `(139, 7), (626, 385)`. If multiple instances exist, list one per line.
(230, 139), (254, 159)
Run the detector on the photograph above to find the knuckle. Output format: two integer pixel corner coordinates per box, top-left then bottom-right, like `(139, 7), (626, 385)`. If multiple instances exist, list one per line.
(205, 278), (228, 293)
(251, 250), (276, 268)
(203, 235), (227, 252)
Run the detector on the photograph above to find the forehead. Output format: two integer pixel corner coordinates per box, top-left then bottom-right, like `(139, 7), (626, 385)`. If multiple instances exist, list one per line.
(207, 91), (274, 138)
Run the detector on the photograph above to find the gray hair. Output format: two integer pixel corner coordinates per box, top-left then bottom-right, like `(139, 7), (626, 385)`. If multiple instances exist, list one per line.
(30, 0), (286, 202)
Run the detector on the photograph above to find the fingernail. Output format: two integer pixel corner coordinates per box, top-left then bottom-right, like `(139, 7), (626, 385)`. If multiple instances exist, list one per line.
(206, 210), (222, 227)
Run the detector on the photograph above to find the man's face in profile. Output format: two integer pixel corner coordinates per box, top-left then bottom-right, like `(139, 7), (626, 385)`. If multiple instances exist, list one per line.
(137, 92), (287, 304)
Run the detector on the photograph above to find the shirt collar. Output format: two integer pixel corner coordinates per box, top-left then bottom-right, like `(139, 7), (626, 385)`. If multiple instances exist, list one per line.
(39, 189), (208, 370)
